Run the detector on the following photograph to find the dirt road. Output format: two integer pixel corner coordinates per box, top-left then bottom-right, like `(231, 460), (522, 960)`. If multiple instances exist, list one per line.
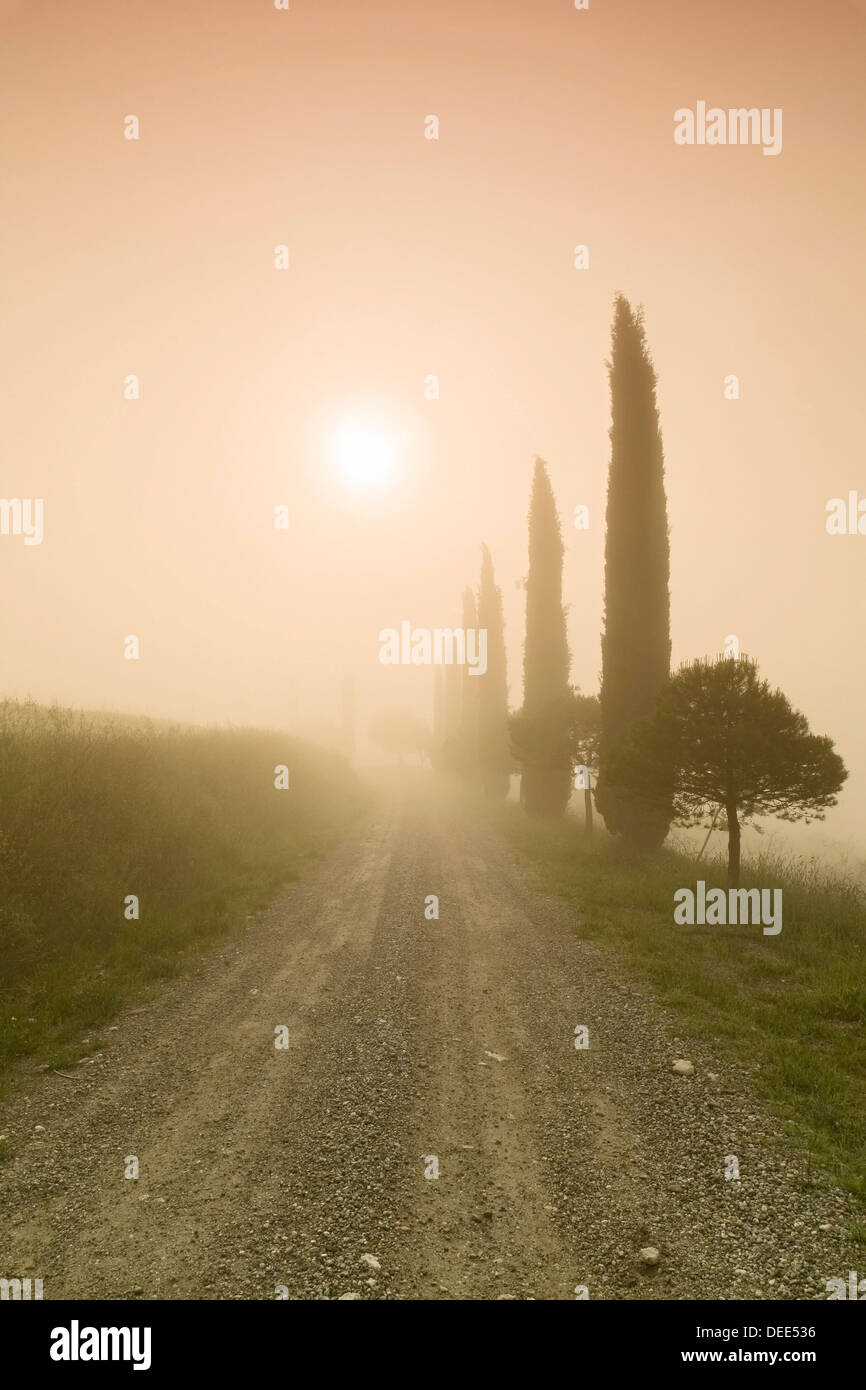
(0, 775), (853, 1300)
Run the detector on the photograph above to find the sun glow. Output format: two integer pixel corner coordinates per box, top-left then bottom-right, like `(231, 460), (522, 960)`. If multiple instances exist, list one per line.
(333, 422), (395, 492)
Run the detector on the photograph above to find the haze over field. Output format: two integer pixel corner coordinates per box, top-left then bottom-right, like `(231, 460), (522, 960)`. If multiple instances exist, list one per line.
(2, 0), (865, 854)
(3, 1), (866, 1324)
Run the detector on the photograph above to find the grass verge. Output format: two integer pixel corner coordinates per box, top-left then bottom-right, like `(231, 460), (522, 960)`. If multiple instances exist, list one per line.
(490, 803), (866, 1216)
(0, 700), (363, 1097)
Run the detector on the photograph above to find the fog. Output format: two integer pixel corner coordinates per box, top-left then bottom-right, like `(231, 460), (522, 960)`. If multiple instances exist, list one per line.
(3, 0), (864, 845)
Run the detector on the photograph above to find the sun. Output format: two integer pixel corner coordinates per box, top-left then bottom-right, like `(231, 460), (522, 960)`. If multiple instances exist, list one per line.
(333, 422), (395, 492)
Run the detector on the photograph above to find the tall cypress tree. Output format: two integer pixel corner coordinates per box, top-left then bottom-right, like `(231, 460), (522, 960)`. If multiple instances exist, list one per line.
(476, 544), (511, 800)
(509, 458), (572, 816)
(596, 295), (672, 848)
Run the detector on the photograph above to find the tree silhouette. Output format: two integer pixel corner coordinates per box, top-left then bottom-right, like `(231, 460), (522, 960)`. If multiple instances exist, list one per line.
(458, 585), (480, 779)
(441, 650), (462, 773)
(510, 458), (572, 816)
(608, 655), (848, 886)
(476, 544), (511, 800)
(596, 294), (672, 849)
(568, 690), (601, 836)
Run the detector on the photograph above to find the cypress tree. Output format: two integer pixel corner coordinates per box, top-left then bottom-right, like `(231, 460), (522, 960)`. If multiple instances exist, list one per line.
(509, 458), (572, 816)
(596, 295), (672, 848)
(476, 544), (511, 800)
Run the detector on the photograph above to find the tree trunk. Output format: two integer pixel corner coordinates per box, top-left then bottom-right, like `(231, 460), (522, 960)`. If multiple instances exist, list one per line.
(726, 796), (740, 888)
(584, 786), (593, 837)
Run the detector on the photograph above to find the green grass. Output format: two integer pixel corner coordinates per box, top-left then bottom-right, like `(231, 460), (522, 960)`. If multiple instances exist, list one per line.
(490, 803), (866, 1210)
(0, 700), (364, 1085)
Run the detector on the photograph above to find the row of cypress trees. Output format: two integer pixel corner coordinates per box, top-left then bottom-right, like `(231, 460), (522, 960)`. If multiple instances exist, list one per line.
(431, 544), (511, 797)
(505, 294), (673, 846)
(433, 296), (846, 876)
(433, 293), (673, 850)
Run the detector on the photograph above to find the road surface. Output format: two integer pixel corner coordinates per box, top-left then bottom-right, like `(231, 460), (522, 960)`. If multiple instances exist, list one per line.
(0, 774), (852, 1300)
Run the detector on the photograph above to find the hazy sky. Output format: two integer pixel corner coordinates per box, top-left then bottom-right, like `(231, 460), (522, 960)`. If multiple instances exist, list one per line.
(2, 0), (865, 840)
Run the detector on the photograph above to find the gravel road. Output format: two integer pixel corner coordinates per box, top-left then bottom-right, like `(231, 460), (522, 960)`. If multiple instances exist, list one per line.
(0, 775), (855, 1300)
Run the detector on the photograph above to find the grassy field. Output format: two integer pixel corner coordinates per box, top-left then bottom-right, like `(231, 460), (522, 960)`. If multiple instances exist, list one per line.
(0, 700), (363, 1090)
(491, 802), (866, 1219)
